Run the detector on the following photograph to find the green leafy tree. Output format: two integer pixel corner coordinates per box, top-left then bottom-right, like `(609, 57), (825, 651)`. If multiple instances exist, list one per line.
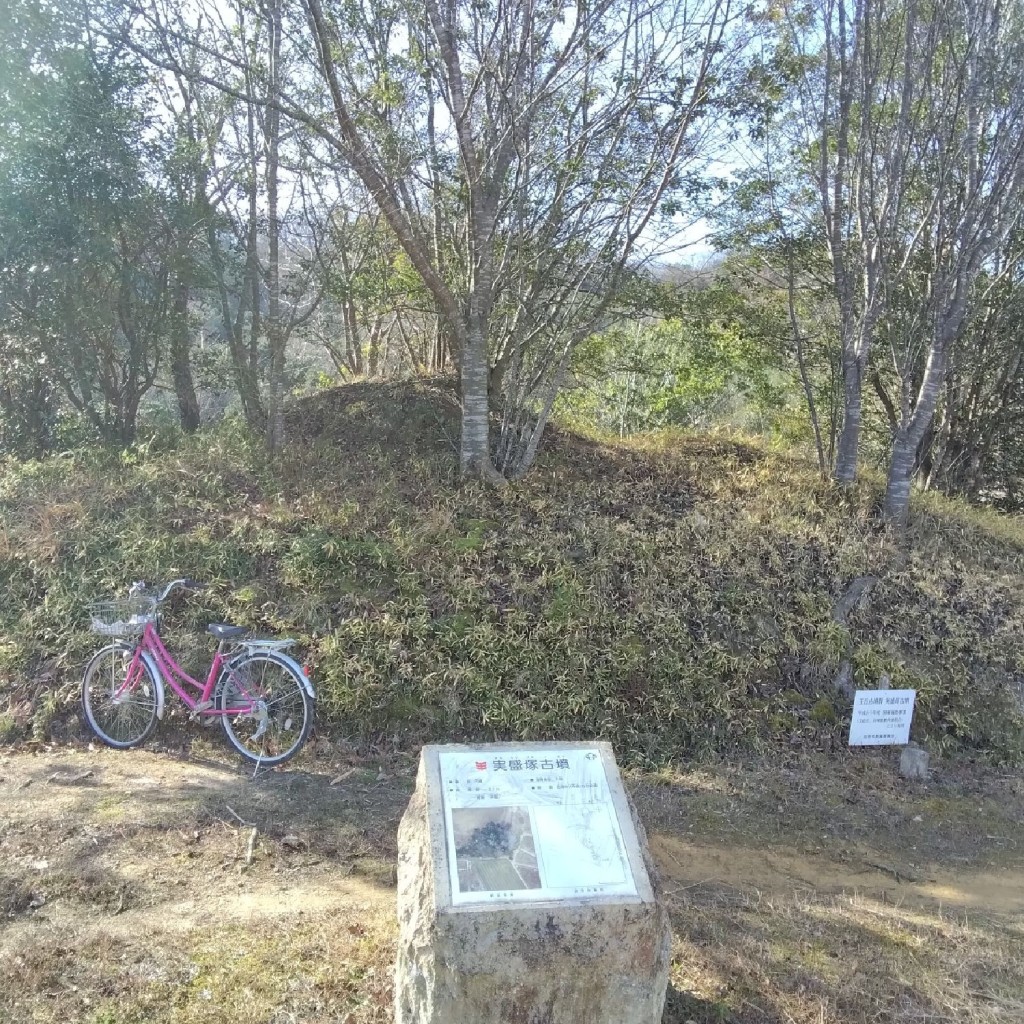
(567, 278), (788, 436)
(0, 4), (181, 447)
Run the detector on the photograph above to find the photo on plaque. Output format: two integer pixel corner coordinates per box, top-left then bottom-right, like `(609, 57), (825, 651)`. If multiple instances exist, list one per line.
(452, 806), (542, 893)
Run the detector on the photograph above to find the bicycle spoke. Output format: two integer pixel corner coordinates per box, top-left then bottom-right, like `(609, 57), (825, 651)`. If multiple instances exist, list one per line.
(82, 646), (158, 749)
(220, 655), (311, 765)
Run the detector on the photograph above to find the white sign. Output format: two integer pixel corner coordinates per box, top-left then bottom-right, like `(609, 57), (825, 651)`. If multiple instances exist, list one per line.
(437, 747), (638, 906)
(849, 689), (917, 746)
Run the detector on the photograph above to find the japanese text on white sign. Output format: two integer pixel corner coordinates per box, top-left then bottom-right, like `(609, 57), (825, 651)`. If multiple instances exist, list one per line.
(848, 689), (916, 746)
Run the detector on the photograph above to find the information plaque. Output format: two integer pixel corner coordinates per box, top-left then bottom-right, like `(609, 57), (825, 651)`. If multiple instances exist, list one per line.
(848, 688), (917, 745)
(438, 746), (639, 906)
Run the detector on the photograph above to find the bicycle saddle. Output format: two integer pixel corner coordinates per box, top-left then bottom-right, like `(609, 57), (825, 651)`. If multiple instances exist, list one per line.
(207, 623), (249, 639)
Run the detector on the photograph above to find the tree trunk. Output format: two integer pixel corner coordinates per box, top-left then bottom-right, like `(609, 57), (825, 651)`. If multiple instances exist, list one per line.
(368, 323), (380, 377)
(881, 428), (917, 527)
(786, 251), (826, 475)
(459, 319), (496, 479)
(170, 278), (201, 432)
(204, 208), (263, 429)
(882, 337), (951, 527)
(266, 336), (285, 451)
(264, 0), (285, 454)
(833, 353), (863, 484)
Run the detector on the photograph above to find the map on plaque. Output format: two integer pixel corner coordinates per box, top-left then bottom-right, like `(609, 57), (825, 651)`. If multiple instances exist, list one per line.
(438, 747), (639, 906)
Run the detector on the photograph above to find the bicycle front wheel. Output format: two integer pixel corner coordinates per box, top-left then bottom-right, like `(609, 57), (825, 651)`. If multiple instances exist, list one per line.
(217, 653), (313, 766)
(82, 643), (160, 749)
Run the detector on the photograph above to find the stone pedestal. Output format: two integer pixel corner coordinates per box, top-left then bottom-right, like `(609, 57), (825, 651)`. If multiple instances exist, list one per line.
(394, 742), (672, 1024)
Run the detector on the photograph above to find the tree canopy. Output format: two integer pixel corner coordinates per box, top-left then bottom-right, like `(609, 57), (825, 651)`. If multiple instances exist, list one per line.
(2, 0), (1024, 518)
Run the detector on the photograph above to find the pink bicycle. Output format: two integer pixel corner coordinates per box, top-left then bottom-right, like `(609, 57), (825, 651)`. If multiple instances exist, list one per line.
(82, 579), (315, 766)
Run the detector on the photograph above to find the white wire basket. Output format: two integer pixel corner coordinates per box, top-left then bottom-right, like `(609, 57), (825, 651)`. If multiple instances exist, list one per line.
(87, 595), (158, 637)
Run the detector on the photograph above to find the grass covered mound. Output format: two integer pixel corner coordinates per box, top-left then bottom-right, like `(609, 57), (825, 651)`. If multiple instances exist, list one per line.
(1, 378), (1022, 764)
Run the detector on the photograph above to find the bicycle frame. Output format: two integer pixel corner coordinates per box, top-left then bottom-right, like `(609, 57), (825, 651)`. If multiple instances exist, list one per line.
(115, 622), (256, 716)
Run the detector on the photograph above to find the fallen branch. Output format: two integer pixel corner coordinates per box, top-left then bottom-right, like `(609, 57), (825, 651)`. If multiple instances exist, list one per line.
(865, 860), (923, 884)
(832, 575), (877, 625)
(225, 804), (255, 828)
(46, 770), (94, 785)
(244, 827), (258, 866)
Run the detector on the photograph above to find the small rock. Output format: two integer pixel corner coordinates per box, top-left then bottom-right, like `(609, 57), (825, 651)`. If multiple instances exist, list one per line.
(281, 834), (303, 850)
(833, 661), (855, 699)
(912, 815), (923, 822)
(900, 743), (930, 781)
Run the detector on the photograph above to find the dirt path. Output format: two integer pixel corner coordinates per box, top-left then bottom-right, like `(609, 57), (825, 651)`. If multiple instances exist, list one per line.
(651, 834), (1024, 916)
(2, 746), (1022, 1023)
(0, 748), (400, 965)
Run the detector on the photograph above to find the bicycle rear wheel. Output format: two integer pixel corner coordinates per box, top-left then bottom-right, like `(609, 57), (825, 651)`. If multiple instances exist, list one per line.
(82, 643), (160, 749)
(217, 653), (313, 766)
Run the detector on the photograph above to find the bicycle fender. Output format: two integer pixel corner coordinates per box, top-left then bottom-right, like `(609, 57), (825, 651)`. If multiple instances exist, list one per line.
(137, 648), (167, 720)
(272, 650), (316, 700)
(218, 650), (316, 700)
(100, 642), (166, 721)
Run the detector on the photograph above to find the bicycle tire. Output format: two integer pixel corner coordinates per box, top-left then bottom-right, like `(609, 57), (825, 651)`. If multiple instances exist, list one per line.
(216, 652), (313, 766)
(82, 643), (160, 749)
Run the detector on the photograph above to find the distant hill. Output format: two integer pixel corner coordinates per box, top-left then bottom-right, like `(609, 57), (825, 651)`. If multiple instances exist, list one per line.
(1, 377), (1022, 764)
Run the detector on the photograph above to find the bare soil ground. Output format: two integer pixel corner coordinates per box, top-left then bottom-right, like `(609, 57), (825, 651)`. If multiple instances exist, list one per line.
(2, 740), (1022, 1024)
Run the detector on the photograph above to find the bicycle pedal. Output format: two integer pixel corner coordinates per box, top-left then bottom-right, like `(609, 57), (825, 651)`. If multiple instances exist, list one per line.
(189, 700), (215, 722)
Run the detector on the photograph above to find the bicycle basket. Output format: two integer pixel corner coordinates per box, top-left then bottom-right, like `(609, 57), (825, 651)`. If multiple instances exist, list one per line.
(87, 595), (158, 636)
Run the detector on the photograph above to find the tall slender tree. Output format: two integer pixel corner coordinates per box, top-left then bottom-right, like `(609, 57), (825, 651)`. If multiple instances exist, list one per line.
(298, 0), (747, 479)
(877, 0), (1024, 525)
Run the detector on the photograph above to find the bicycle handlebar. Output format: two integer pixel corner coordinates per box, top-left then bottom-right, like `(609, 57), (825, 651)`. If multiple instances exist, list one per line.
(159, 579), (207, 601)
(130, 579), (207, 603)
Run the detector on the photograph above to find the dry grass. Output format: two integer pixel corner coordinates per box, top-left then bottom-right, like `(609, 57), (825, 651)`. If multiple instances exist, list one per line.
(7, 891), (1020, 1024)
(666, 885), (1024, 1024)
(2, 747), (1023, 1024)
(3, 918), (397, 1024)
